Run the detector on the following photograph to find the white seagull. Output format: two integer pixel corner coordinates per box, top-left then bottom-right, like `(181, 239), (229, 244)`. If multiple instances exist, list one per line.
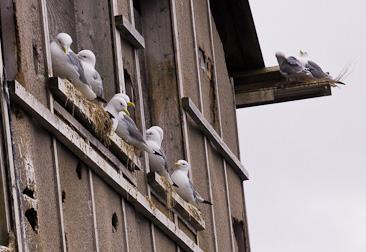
(77, 50), (106, 102)
(146, 126), (176, 185)
(275, 51), (311, 81)
(106, 93), (152, 154)
(299, 50), (345, 86)
(171, 160), (212, 206)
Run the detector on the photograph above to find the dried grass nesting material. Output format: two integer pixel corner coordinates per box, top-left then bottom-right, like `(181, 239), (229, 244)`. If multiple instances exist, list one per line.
(145, 195), (156, 211)
(187, 204), (203, 222)
(64, 79), (112, 145)
(160, 176), (175, 209)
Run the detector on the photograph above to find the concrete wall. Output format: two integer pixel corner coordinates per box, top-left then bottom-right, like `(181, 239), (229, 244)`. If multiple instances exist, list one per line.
(0, 0), (249, 251)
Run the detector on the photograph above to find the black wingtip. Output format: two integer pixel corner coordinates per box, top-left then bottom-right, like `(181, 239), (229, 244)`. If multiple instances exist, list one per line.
(107, 112), (115, 119)
(336, 81), (346, 85)
(203, 200), (213, 205)
(173, 183), (179, 188)
(153, 151), (163, 157)
(96, 96), (107, 103)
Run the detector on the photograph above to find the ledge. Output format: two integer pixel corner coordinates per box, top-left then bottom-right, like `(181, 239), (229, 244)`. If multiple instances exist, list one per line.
(233, 66), (332, 108)
(9, 80), (202, 252)
(182, 97), (249, 180)
(147, 172), (205, 231)
(115, 15), (145, 49)
(48, 77), (141, 171)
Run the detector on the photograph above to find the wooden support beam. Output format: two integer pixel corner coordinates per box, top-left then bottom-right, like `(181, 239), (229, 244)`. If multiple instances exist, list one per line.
(234, 66), (332, 108)
(9, 80), (203, 252)
(147, 172), (205, 231)
(47, 77), (142, 170)
(182, 97), (249, 181)
(115, 15), (145, 49)
(235, 83), (332, 108)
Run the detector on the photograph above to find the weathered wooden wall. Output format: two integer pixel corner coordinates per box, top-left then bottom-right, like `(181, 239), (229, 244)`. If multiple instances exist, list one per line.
(0, 0), (250, 251)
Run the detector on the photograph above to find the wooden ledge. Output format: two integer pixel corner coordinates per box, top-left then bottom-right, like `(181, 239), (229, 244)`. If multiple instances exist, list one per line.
(147, 172), (205, 231)
(115, 15), (145, 49)
(182, 97), (249, 180)
(48, 77), (142, 171)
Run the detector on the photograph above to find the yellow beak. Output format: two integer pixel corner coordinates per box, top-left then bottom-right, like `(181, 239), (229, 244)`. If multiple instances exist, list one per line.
(123, 108), (130, 116)
(127, 101), (135, 107)
(63, 46), (68, 54)
(174, 162), (180, 167)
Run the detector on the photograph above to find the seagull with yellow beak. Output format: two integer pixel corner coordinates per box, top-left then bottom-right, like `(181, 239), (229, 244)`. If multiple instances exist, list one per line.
(171, 160), (212, 206)
(105, 93), (153, 154)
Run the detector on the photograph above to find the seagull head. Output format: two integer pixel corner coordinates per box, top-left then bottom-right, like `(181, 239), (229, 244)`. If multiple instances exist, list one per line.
(114, 93), (135, 108)
(174, 160), (190, 173)
(275, 51), (286, 59)
(78, 50), (96, 67)
(146, 126), (163, 144)
(55, 33), (72, 54)
(105, 95), (130, 117)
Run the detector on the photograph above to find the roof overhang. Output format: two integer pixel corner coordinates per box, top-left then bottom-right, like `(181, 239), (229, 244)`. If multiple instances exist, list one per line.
(210, 0), (332, 108)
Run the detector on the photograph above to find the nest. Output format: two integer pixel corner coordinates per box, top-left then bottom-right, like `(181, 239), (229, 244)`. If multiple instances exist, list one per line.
(64, 80), (112, 145)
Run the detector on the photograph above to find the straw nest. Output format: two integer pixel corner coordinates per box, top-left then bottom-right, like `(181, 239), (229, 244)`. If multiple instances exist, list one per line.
(64, 80), (113, 145)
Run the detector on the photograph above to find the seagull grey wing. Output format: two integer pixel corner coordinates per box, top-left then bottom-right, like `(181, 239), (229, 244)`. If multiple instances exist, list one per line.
(286, 56), (303, 67)
(306, 60), (328, 79)
(91, 70), (104, 97)
(188, 179), (198, 199)
(67, 51), (88, 84)
(156, 147), (170, 172)
(123, 115), (146, 143)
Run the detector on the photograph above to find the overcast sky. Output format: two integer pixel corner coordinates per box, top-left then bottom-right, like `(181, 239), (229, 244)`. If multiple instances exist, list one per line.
(238, 0), (366, 251)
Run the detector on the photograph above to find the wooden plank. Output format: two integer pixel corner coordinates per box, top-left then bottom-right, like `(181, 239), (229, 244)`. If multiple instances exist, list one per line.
(182, 97), (249, 180)
(115, 15), (145, 49)
(110, 0), (126, 92)
(235, 84), (332, 108)
(147, 172), (205, 231)
(206, 1), (236, 250)
(9, 80), (203, 252)
(47, 77), (142, 170)
(53, 101), (136, 186)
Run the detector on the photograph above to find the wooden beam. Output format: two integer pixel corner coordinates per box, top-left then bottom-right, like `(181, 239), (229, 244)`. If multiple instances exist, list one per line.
(115, 15), (145, 49)
(182, 97), (249, 181)
(53, 102), (137, 186)
(147, 172), (206, 231)
(234, 67), (333, 108)
(9, 80), (203, 252)
(235, 84), (332, 108)
(47, 77), (142, 170)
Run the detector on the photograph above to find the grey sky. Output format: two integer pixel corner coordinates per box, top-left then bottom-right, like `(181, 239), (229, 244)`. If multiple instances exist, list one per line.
(238, 0), (366, 251)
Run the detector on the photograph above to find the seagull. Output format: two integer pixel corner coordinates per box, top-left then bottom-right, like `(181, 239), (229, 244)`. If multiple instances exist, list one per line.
(50, 32), (104, 102)
(299, 50), (345, 86)
(171, 160), (212, 206)
(104, 93), (132, 131)
(77, 50), (106, 102)
(106, 93), (153, 154)
(146, 126), (176, 185)
(275, 51), (311, 81)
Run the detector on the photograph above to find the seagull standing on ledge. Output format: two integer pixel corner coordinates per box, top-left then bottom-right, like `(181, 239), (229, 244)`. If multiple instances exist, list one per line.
(107, 93), (153, 154)
(171, 160), (212, 206)
(275, 51), (311, 82)
(77, 50), (106, 103)
(146, 126), (176, 185)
